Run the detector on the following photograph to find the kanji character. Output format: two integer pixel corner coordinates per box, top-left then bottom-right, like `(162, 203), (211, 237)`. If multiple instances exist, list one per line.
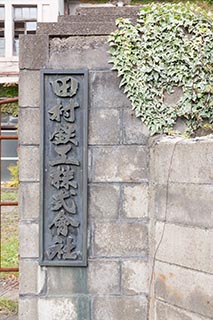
(49, 144), (80, 167)
(49, 209), (80, 237)
(46, 236), (64, 260)
(48, 98), (63, 122)
(50, 124), (78, 146)
(63, 100), (79, 123)
(63, 236), (79, 260)
(51, 189), (77, 214)
(50, 77), (79, 98)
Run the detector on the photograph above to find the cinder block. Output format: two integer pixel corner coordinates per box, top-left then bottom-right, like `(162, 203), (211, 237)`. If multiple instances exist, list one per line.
(76, 7), (141, 16)
(59, 14), (137, 23)
(89, 184), (120, 220)
(38, 297), (90, 320)
(88, 147), (93, 182)
(19, 35), (49, 70)
(154, 183), (213, 228)
(92, 146), (148, 182)
(38, 264), (47, 295)
(19, 223), (39, 258)
(38, 298), (78, 320)
(19, 70), (40, 107)
(155, 222), (213, 274)
(93, 222), (148, 257)
(19, 146), (40, 182)
(121, 260), (149, 295)
(89, 109), (120, 145)
(155, 261), (213, 318)
(48, 36), (111, 70)
(19, 259), (38, 294)
(19, 182), (39, 220)
(93, 297), (147, 320)
(19, 298), (38, 320)
(151, 137), (213, 184)
(156, 300), (211, 320)
(37, 22), (116, 36)
(123, 184), (148, 219)
(19, 108), (40, 145)
(89, 71), (131, 109)
(88, 260), (120, 294)
(47, 267), (87, 295)
(122, 109), (149, 145)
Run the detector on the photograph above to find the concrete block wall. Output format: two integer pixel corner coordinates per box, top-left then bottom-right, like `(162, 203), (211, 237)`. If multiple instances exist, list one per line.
(19, 9), (150, 319)
(19, 8), (213, 320)
(150, 137), (213, 320)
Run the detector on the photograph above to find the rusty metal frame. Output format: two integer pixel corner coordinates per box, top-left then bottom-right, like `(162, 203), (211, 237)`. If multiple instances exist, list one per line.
(0, 97), (19, 273)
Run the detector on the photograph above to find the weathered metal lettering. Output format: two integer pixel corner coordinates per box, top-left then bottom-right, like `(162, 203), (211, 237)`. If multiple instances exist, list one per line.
(40, 70), (88, 267)
(50, 124), (77, 146)
(50, 76), (79, 98)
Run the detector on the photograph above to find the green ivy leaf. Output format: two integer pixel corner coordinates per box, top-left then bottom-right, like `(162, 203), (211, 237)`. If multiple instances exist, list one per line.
(108, 2), (213, 136)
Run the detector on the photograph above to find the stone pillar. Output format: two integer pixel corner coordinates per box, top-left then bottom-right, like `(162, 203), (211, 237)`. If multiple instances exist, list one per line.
(18, 9), (150, 320)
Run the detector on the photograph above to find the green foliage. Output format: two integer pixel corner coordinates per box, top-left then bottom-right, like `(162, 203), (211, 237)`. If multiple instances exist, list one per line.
(0, 83), (18, 98)
(0, 298), (18, 314)
(1, 190), (18, 202)
(1, 102), (18, 117)
(131, 0), (213, 7)
(108, 3), (213, 135)
(0, 83), (18, 117)
(1, 202), (18, 276)
(1, 234), (18, 268)
(6, 163), (19, 188)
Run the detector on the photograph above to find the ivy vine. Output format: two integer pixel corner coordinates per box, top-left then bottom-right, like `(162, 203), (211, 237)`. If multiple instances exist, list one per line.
(108, 3), (213, 135)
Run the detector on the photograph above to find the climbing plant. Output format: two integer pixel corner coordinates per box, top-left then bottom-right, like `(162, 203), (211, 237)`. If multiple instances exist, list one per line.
(108, 3), (213, 135)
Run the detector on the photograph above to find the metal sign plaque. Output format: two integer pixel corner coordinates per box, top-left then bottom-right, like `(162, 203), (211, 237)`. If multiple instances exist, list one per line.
(40, 70), (88, 267)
